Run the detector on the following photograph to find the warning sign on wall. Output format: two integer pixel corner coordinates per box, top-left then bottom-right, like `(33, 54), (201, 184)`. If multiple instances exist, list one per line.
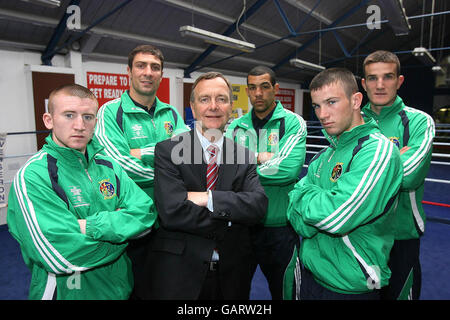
(86, 72), (170, 107)
(276, 88), (295, 112)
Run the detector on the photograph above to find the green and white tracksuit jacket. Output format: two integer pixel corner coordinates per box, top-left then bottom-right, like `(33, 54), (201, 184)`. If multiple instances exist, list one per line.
(362, 96), (435, 240)
(287, 118), (403, 294)
(94, 91), (188, 198)
(225, 101), (307, 227)
(7, 136), (156, 300)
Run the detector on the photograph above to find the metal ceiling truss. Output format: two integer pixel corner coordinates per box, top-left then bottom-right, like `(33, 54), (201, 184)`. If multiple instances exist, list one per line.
(184, 0), (324, 76)
(319, 9), (450, 69)
(9, 0), (448, 79)
(273, 0), (371, 72)
(41, 0), (135, 65)
(157, 0), (303, 48)
(273, 0), (296, 36)
(41, 0), (80, 65)
(182, 0), (331, 78)
(183, 0), (269, 78)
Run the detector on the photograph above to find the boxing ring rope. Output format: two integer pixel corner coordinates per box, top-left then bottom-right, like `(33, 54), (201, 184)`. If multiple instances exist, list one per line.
(304, 121), (450, 217)
(2, 123), (450, 206)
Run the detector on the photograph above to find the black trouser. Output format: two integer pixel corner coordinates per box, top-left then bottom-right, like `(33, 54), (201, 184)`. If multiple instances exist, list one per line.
(250, 224), (300, 300)
(381, 238), (422, 300)
(127, 233), (153, 300)
(199, 261), (223, 300)
(299, 268), (380, 300)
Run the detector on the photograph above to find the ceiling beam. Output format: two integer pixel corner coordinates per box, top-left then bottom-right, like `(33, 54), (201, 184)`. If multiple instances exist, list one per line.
(41, 0), (135, 65)
(41, 0), (80, 65)
(273, 0), (371, 71)
(0, 7), (275, 68)
(284, 0), (333, 25)
(156, 0), (302, 48)
(80, 33), (102, 54)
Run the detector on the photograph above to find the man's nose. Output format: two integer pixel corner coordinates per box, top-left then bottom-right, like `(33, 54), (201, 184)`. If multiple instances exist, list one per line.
(254, 86), (263, 96)
(376, 78), (384, 89)
(73, 115), (86, 130)
(143, 65), (153, 76)
(209, 99), (219, 110)
(316, 106), (328, 120)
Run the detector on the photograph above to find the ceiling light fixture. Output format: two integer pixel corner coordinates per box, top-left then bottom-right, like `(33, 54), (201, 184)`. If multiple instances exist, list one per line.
(412, 47), (436, 65)
(20, 0), (61, 8)
(432, 65), (445, 75)
(289, 58), (325, 72)
(179, 25), (256, 53)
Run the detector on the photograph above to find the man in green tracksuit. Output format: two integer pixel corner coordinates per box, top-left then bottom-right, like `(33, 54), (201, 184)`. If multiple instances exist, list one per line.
(94, 44), (187, 198)
(361, 50), (435, 300)
(94, 45), (187, 297)
(226, 66), (306, 300)
(7, 84), (156, 299)
(287, 68), (403, 299)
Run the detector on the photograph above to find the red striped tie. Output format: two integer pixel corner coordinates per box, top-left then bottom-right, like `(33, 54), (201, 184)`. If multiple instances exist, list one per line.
(206, 145), (218, 191)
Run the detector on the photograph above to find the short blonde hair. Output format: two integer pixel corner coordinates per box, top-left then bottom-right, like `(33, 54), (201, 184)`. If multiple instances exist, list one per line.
(48, 84), (97, 114)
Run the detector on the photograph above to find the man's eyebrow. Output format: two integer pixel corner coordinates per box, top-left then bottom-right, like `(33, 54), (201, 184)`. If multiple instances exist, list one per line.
(367, 72), (395, 77)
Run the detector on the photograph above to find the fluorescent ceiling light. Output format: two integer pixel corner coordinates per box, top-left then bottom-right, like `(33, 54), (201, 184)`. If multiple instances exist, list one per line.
(432, 65), (445, 75)
(289, 58), (325, 72)
(179, 25), (255, 53)
(412, 47), (436, 65)
(377, 0), (411, 36)
(21, 0), (61, 8)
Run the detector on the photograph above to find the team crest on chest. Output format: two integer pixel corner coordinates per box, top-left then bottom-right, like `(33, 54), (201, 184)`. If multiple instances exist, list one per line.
(389, 137), (400, 148)
(164, 121), (174, 136)
(330, 162), (343, 182)
(99, 179), (116, 199)
(268, 132), (279, 146)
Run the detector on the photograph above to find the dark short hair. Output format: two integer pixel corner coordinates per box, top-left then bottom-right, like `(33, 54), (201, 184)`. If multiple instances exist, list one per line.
(48, 84), (97, 114)
(190, 71), (233, 103)
(363, 50), (401, 76)
(309, 67), (358, 99)
(128, 44), (164, 70)
(247, 66), (276, 86)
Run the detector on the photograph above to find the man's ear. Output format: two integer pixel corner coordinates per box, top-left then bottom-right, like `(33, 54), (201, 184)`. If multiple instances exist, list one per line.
(42, 112), (53, 130)
(397, 75), (405, 89)
(274, 83), (280, 95)
(361, 78), (367, 92)
(127, 65), (132, 79)
(352, 92), (363, 110)
(190, 102), (196, 120)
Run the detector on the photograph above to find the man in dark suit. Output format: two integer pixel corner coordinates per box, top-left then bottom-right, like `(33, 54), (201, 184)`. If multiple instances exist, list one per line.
(141, 71), (268, 300)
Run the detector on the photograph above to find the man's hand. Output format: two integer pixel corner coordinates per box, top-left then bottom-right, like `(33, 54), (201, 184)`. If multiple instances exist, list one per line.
(400, 146), (410, 155)
(130, 148), (142, 159)
(257, 152), (275, 165)
(78, 219), (86, 234)
(187, 191), (208, 207)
